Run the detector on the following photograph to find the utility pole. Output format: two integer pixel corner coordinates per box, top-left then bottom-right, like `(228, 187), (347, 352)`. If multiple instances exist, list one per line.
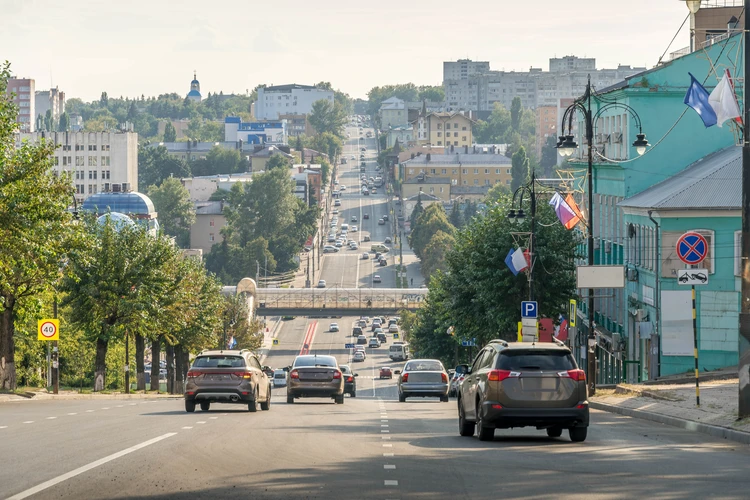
(125, 329), (130, 394)
(739, 0), (750, 418)
(52, 298), (59, 394)
(256, 260), (260, 287)
(585, 81), (596, 397)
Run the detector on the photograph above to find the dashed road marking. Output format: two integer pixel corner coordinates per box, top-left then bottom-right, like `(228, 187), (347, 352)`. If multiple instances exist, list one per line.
(128, 403), (137, 406)
(381, 436), (391, 440)
(384, 465), (396, 470)
(382, 444), (392, 447)
(381, 424), (389, 427)
(381, 430), (390, 433)
(116, 405), (123, 408)
(46, 417), (57, 420)
(209, 417), (218, 420)
(384, 480), (398, 486)
(196, 421), (206, 424)
(86, 410), (94, 413)
(383, 453), (394, 457)
(67, 413), (77, 416)
(101, 407), (110, 410)
(23, 421), (34, 424)
(0, 426), (7, 429)
(182, 426), (193, 429)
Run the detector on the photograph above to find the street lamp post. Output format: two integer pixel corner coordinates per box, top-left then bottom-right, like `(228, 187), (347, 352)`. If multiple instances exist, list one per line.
(507, 171), (538, 301)
(557, 75), (649, 395)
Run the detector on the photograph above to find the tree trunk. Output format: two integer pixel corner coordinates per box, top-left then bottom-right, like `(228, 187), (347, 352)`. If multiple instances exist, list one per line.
(174, 346), (185, 394)
(135, 334), (145, 391)
(94, 337), (108, 392)
(165, 344), (175, 394)
(150, 337), (161, 392)
(0, 297), (17, 391)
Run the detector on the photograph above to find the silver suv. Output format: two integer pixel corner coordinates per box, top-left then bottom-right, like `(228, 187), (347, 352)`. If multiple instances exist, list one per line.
(457, 340), (589, 442)
(185, 350), (271, 413)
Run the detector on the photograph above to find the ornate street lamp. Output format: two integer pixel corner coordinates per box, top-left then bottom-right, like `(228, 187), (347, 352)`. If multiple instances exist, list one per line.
(507, 172), (538, 300)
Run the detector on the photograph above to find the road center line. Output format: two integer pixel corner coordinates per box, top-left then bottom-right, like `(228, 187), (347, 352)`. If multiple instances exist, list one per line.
(383, 453), (394, 457)
(85, 410), (94, 412)
(46, 417), (57, 420)
(6, 432), (177, 500)
(67, 413), (77, 415)
(22, 421), (33, 424)
(0, 426), (7, 429)
(182, 426), (193, 429)
(384, 465), (396, 470)
(384, 480), (398, 486)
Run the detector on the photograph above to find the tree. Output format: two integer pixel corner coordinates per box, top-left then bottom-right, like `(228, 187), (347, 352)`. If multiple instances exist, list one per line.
(308, 132), (342, 163)
(163, 121), (177, 142)
(295, 136), (304, 153)
(418, 85), (445, 102)
(308, 99), (347, 137)
(485, 182), (511, 204)
(409, 194), (424, 229)
(540, 135), (558, 177)
(147, 177), (196, 248)
(267, 152), (290, 171)
(511, 96), (522, 131)
(463, 200), (478, 222)
(366, 84), (420, 116)
(511, 146), (530, 193)
(44, 109), (53, 131)
(138, 144), (190, 188)
(472, 103), (511, 144)
(0, 62), (81, 390)
(421, 230), (456, 281)
(58, 111), (70, 132)
(410, 204), (455, 260)
(127, 101), (138, 121)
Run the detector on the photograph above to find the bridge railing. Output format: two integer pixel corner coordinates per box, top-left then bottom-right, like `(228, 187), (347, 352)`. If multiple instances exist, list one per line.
(256, 287), (427, 310)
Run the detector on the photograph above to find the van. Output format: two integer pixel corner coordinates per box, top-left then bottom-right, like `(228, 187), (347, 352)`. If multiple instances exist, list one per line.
(389, 343), (410, 361)
(370, 244), (389, 253)
(341, 223), (349, 231)
(273, 369), (287, 387)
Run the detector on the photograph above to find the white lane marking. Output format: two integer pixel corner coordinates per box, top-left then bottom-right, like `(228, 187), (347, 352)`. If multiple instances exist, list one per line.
(67, 413), (77, 416)
(221, 413), (228, 416)
(182, 426), (193, 429)
(85, 410), (94, 413)
(196, 421), (206, 424)
(384, 465), (396, 470)
(6, 432), (177, 500)
(23, 421), (34, 424)
(381, 424), (389, 427)
(383, 453), (394, 457)
(381, 420), (388, 423)
(382, 444), (392, 447)
(128, 403), (137, 406)
(381, 436), (391, 440)
(384, 480), (398, 486)
(101, 407), (110, 410)
(0, 426), (7, 429)
(381, 430), (390, 433)
(46, 417), (57, 420)
(209, 417), (218, 420)
(115, 405), (123, 408)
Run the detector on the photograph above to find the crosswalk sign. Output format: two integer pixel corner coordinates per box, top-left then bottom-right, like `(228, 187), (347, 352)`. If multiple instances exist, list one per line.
(272, 338), (279, 345)
(393, 333), (400, 340)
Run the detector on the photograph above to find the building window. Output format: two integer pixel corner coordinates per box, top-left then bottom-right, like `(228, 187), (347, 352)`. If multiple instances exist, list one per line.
(496, 169), (501, 174)
(462, 126), (467, 131)
(429, 187), (434, 193)
(485, 179), (490, 185)
(209, 233), (215, 242)
(454, 141), (458, 146)
(736, 231), (742, 276)
(88, 184), (93, 194)
(474, 179), (479, 185)
(506, 168), (511, 174)
(440, 187), (444, 193)
(463, 136), (467, 141)
(431, 169), (436, 174)
(437, 132), (442, 137)
(437, 124), (442, 129)
(88, 145), (97, 151)
(484, 169), (489, 174)
(474, 169), (479, 174)
(463, 180), (468, 185)
(462, 169), (468, 174)
(102, 156), (110, 166)
(88, 156), (97, 167)
(437, 141), (442, 146)
(210, 219), (215, 227)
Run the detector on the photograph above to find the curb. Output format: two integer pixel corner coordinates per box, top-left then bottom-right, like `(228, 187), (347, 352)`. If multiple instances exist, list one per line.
(590, 401), (750, 445)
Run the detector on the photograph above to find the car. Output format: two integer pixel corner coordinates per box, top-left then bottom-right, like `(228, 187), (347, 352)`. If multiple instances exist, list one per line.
(349, 243), (359, 250)
(388, 318), (398, 326)
(371, 244), (389, 253)
(396, 358), (449, 403)
(376, 332), (387, 344)
(335, 241), (343, 248)
(361, 252), (369, 260)
(185, 350), (272, 412)
(273, 369), (288, 388)
(384, 237), (392, 244)
(333, 191), (340, 198)
(379, 258), (387, 267)
(382, 214), (389, 221)
(334, 200), (341, 207)
(363, 190), (370, 196)
(327, 235), (336, 243)
(371, 188), (377, 194)
(368, 337), (381, 348)
(448, 371), (465, 397)
(352, 326), (363, 336)
(287, 355), (345, 404)
(363, 235), (371, 242)
(361, 147), (366, 152)
(317, 279), (327, 288)
(371, 318), (382, 329)
(332, 209), (339, 215)
(378, 218), (385, 225)
(352, 351), (365, 362)
(363, 213), (370, 219)
(340, 185), (347, 191)
(350, 225), (358, 232)
(389, 324), (399, 334)
(357, 334), (368, 345)
(334, 179), (339, 185)
(350, 155), (356, 160)
(340, 364), (358, 397)
(329, 323), (339, 332)
(323, 245), (338, 253)
(351, 215), (358, 222)
(373, 275), (382, 283)
(456, 340), (589, 442)
(373, 328), (384, 336)
(379, 367), (393, 379)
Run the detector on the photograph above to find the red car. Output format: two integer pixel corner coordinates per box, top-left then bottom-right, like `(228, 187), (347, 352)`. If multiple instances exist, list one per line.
(379, 367), (393, 379)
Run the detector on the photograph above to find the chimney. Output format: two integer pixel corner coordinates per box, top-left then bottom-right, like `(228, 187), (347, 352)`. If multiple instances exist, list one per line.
(298, 166), (304, 173)
(411, 153), (415, 159)
(492, 145), (497, 154)
(426, 153), (431, 162)
(464, 145), (468, 154)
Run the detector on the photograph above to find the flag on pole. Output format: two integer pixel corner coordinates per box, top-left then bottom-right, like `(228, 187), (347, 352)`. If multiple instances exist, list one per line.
(709, 69), (742, 128)
(549, 192), (578, 229)
(564, 193), (584, 230)
(684, 73), (718, 128)
(504, 248), (529, 276)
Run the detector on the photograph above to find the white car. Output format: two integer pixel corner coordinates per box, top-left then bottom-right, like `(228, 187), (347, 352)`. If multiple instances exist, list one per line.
(273, 369), (287, 387)
(353, 351), (365, 362)
(361, 252), (370, 260)
(350, 225), (358, 232)
(368, 337), (381, 348)
(389, 324), (399, 333)
(318, 279), (327, 288)
(329, 323), (339, 332)
(340, 185), (347, 191)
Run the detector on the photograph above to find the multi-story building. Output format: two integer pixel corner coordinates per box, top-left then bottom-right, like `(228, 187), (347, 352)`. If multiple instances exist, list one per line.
(6, 77), (35, 131)
(255, 84), (333, 120)
(278, 113), (314, 137)
(413, 112), (473, 148)
(34, 87), (65, 129)
(399, 148), (512, 189)
(401, 176), (451, 202)
(15, 130), (138, 205)
(386, 126), (414, 148)
(535, 105), (558, 158)
(443, 59), (490, 110)
(191, 201), (226, 254)
(379, 97), (408, 129)
(292, 165), (322, 206)
(224, 116), (288, 144)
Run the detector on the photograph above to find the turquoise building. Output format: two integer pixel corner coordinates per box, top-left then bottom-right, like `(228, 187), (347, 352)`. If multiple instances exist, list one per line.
(564, 35), (742, 380)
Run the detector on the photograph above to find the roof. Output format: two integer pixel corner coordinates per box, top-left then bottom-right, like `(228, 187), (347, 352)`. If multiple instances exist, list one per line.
(187, 90), (201, 97)
(618, 146), (741, 210)
(403, 153), (511, 166)
(252, 145), (294, 158)
(263, 84), (318, 92)
(451, 185), (491, 195)
(404, 176), (451, 184)
(81, 192), (156, 215)
(426, 112), (476, 124)
(406, 192), (441, 201)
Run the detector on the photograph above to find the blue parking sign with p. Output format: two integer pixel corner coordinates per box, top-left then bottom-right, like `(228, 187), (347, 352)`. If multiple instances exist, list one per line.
(521, 301), (538, 319)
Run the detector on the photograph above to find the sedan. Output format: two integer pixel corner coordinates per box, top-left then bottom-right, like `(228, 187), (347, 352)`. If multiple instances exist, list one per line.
(368, 337), (381, 348)
(352, 351), (365, 362)
(361, 252), (370, 260)
(397, 359), (450, 403)
(329, 323), (339, 332)
(287, 355), (345, 404)
(384, 237), (392, 244)
(378, 218), (385, 225)
(363, 214), (370, 219)
(373, 275), (382, 283)
(340, 364), (357, 397)
(379, 367), (393, 379)
(317, 279), (327, 288)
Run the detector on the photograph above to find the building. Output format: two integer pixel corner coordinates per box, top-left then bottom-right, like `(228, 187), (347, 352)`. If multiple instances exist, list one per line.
(190, 200), (226, 254)
(224, 116), (288, 144)
(412, 112), (474, 148)
(694, 1), (744, 48)
(34, 87), (65, 129)
(181, 173), (254, 202)
(250, 145), (294, 172)
(187, 72), (202, 102)
(443, 59), (490, 110)
(386, 125), (414, 148)
(535, 105), (558, 158)
(157, 120), (191, 140)
(291, 165), (322, 206)
(16, 130), (138, 205)
(279, 113), (314, 137)
(299, 148), (329, 165)
(6, 77), (35, 131)
(401, 192), (442, 231)
(255, 84), (333, 120)
(379, 97), (408, 130)
(401, 176), (451, 202)
(399, 148), (512, 189)
(81, 188), (159, 236)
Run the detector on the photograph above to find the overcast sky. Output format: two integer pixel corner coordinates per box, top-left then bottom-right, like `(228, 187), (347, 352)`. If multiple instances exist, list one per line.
(2, 0), (691, 102)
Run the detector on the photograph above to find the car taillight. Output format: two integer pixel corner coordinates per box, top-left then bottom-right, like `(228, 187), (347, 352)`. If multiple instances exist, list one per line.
(186, 370), (201, 378)
(441, 373), (448, 383)
(558, 369), (586, 381)
(487, 369), (520, 382)
(333, 371), (342, 379)
(346, 376), (353, 382)
(290, 370), (299, 379)
(401, 373), (408, 382)
(232, 371), (252, 379)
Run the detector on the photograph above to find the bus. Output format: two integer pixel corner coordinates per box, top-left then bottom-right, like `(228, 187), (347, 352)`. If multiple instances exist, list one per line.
(389, 342), (410, 361)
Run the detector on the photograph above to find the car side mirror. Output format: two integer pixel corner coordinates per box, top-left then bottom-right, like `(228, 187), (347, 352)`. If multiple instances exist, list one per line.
(394, 370), (401, 374)
(455, 364), (469, 375)
(354, 374), (359, 377)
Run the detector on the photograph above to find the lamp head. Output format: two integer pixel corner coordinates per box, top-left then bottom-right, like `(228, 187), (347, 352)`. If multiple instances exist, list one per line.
(515, 208), (526, 222)
(633, 133), (649, 156)
(682, 0), (701, 14)
(507, 209), (517, 221)
(558, 135), (578, 157)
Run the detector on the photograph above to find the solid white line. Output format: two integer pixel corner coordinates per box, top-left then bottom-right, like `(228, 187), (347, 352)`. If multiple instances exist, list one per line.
(384, 480), (398, 486)
(46, 417), (57, 420)
(6, 432), (177, 500)
(384, 465), (396, 470)
(22, 421), (33, 424)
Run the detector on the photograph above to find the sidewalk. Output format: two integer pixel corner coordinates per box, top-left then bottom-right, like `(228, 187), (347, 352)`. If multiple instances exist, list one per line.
(0, 390), (179, 403)
(592, 378), (750, 444)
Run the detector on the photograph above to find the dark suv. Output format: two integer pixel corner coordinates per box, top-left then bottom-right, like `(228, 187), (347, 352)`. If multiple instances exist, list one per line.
(457, 340), (589, 442)
(185, 350), (271, 413)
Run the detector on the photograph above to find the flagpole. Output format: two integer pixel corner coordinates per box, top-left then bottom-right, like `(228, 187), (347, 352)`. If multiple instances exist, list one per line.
(738, 0), (750, 418)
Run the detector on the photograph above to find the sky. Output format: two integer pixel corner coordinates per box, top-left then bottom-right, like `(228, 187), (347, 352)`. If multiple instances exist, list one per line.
(1, 0), (692, 102)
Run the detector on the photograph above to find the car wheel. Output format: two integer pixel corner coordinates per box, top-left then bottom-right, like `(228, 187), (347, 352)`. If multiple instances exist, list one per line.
(569, 427), (588, 442)
(286, 394), (294, 404)
(248, 388), (258, 412)
(185, 400), (196, 413)
(351, 391), (356, 398)
(458, 398), (475, 437)
(440, 395), (449, 403)
(335, 394), (345, 404)
(476, 401), (494, 441)
(398, 393), (406, 403)
(547, 426), (563, 438)
(200, 401), (210, 411)
(260, 387), (271, 411)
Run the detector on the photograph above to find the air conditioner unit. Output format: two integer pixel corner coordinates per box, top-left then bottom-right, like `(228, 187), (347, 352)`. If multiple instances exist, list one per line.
(627, 268), (639, 282)
(633, 309), (648, 322)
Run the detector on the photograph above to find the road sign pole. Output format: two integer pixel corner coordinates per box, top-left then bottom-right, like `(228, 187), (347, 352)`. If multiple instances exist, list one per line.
(692, 285), (700, 407)
(53, 298), (59, 395)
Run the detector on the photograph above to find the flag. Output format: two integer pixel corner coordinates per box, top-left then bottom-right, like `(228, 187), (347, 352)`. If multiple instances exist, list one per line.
(565, 193), (584, 230)
(684, 73), (717, 128)
(227, 336), (237, 349)
(555, 314), (569, 342)
(504, 247), (528, 276)
(549, 192), (577, 228)
(709, 69), (741, 128)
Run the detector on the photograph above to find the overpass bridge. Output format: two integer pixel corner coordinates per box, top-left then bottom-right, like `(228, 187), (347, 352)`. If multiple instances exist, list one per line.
(255, 287), (427, 316)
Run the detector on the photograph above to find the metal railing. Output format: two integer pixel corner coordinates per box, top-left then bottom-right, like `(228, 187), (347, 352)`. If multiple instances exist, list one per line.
(256, 287), (427, 311)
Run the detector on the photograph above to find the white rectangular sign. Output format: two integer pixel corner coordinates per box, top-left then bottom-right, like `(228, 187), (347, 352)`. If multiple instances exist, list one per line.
(677, 269), (708, 286)
(661, 290), (693, 356)
(577, 265), (625, 289)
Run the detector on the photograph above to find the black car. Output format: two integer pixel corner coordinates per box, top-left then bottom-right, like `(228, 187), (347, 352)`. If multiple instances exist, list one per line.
(383, 214), (389, 221)
(340, 364), (358, 397)
(352, 326), (363, 336)
(379, 258), (387, 266)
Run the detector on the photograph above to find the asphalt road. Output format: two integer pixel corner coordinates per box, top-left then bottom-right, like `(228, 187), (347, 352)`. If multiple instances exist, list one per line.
(3, 121), (750, 499)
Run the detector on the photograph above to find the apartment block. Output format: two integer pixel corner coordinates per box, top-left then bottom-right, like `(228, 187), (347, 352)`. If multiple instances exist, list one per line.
(399, 148), (512, 189)
(255, 84), (333, 120)
(34, 87), (66, 128)
(6, 77), (35, 131)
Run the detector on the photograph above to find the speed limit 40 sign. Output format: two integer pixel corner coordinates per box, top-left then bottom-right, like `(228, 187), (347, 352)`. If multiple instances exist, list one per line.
(38, 319), (59, 341)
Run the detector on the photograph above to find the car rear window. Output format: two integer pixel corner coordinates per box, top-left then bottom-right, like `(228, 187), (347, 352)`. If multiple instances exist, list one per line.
(274, 373), (286, 379)
(192, 356), (245, 368)
(404, 360), (443, 371)
(293, 355), (337, 368)
(340, 366), (352, 374)
(496, 350), (576, 371)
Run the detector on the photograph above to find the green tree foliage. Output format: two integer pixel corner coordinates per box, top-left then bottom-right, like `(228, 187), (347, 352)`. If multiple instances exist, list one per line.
(316, 81), (354, 115)
(138, 144), (190, 188)
(511, 96), (522, 131)
(190, 146), (248, 177)
(147, 177), (196, 248)
(308, 132), (343, 163)
(485, 182), (512, 204)
(267, 152), (291, 171)
(511, 146), (530, 192)
(409, 194), (424, 229)
(366, 84), (420, 116)
(410, 204), (455, 260)
(0, 62), (81, 389)
(163, 121), (177, 142)
(463, 200), (478, 222)
(418, 85), (445, 102)
(420, 230), (456, 281)
(308, 99), (348, 137)
(58, 111), (70, 132)
(540, 135), (558, 177)
(449, 201), (464, 228)
(222, 293), (263, 351)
